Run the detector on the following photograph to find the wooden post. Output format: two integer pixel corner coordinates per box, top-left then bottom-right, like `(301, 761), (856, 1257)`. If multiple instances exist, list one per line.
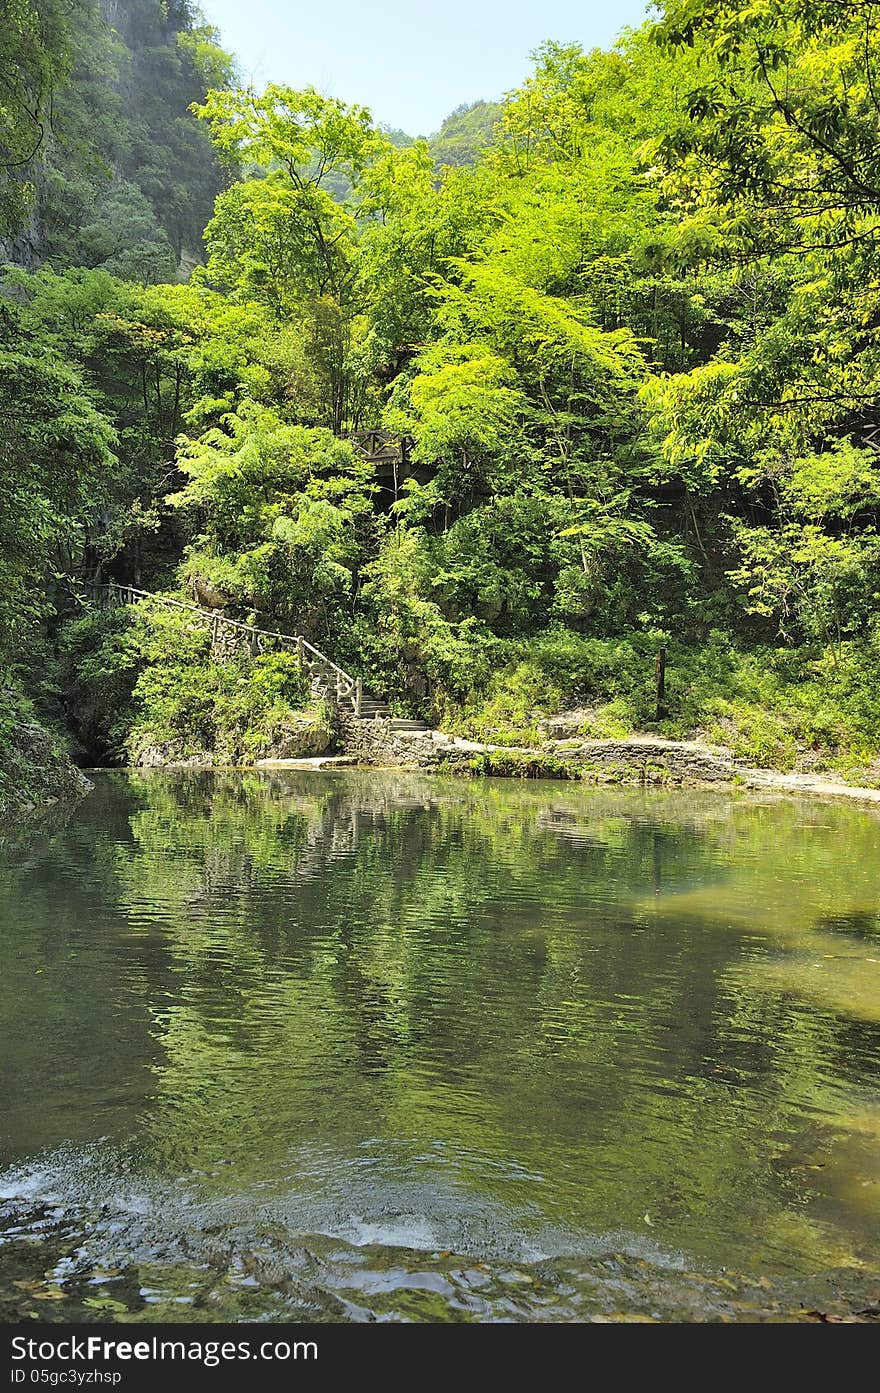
(655, 646), (667, 720)
(355, 676), (362, 717)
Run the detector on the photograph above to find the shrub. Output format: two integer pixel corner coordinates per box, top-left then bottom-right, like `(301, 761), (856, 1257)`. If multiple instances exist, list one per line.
(57, 600), (319, 765)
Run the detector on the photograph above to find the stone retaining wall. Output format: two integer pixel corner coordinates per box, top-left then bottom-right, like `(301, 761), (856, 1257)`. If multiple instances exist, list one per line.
(564, 737), (736, 784)
(336, 712), (738, 785)
(337, 712), (468, 769)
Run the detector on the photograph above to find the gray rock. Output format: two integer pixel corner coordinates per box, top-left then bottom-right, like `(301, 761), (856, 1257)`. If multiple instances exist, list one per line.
(253, 717), (332, 762)
(134, 740), (215, 769)
(0, 697), (93, 814)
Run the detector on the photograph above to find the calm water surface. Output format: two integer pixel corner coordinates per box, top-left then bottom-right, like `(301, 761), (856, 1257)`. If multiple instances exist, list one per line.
(1, 770), (879, 1322)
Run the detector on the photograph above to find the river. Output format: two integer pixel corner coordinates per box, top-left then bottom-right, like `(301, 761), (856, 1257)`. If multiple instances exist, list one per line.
(1, 770), (878, 1321)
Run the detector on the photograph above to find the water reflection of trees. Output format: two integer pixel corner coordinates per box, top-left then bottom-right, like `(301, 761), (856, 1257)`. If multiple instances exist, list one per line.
(3, 771), (880, 1273)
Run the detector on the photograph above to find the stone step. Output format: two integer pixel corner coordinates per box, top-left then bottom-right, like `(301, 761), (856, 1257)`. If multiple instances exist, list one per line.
(390, 719), (430, 731)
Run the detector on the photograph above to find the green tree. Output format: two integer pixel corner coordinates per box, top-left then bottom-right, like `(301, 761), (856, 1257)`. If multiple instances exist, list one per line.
(0, 299), (116, 671)
(195, 84), (390, 431)
(0, 0), (84, 229)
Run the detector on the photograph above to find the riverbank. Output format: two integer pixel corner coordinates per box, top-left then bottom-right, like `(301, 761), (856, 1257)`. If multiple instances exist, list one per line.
(105, 711), (880, 809)
(9, 691), (880, 816)
(335, 711), (880, 806)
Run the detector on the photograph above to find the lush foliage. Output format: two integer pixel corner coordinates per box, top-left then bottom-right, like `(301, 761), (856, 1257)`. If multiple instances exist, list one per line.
(430, 100), (502, 166)
(57, 605), (324, 764)
(2, 0), (232, 275)
(5, 1), (880, 784)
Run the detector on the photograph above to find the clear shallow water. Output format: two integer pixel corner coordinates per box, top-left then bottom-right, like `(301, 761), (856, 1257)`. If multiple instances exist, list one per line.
(1, 770), (879, 1322)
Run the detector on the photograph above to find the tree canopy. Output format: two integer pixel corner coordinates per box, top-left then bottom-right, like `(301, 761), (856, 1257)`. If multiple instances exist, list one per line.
(5, 1), (880, 780)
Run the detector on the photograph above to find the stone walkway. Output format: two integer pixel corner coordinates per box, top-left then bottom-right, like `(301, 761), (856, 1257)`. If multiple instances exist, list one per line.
(254, 754), (357, 770)
(741, 766), (880, 804)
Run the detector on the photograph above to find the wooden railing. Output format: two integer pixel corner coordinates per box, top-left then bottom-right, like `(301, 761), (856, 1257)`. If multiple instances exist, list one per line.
(94, 582), (363, 715)
(349, 429), (413, 463)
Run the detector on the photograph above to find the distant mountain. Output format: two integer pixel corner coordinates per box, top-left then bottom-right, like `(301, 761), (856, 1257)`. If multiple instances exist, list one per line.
(430, 100), (503, 166)
(378, 100), (503, 168)
(380, 126), (418, 149)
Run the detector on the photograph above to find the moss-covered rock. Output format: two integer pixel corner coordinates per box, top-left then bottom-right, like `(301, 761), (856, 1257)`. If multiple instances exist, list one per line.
(251, 713), (332, 761)
(0, 688), (92, 813)
(130, 711), (333, 768)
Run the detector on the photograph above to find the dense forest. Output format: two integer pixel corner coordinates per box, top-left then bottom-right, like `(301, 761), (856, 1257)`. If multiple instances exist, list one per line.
(4, 0), (880, 802)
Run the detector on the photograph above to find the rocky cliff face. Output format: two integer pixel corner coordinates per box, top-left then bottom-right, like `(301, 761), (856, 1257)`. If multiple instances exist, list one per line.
(0, 694), (93, 814)
(3, 0), (228, 274)
(129, 712), (333, 769)
(0, 223), (42, 271)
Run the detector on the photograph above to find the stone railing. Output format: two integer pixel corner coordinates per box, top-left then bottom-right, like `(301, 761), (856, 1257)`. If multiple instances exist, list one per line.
(93, 583), (364, 715)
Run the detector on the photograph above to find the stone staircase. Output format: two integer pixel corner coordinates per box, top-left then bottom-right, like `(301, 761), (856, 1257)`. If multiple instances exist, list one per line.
(301, 658), (429, 730)
(346, 692), (430, 734)
(93, 583), (431, 733)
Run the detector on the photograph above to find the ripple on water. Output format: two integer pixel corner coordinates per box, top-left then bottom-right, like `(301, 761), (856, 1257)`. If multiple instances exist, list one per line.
(5, 1141), (869, 1323)
(2, 771), (880, 1320)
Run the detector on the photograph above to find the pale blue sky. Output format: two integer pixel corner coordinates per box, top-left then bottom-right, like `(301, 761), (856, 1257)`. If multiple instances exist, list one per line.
(200, 0), (652, 136)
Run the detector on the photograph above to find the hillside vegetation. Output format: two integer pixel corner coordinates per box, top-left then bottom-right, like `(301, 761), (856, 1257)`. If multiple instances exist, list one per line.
(4, 0), (880, 788)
